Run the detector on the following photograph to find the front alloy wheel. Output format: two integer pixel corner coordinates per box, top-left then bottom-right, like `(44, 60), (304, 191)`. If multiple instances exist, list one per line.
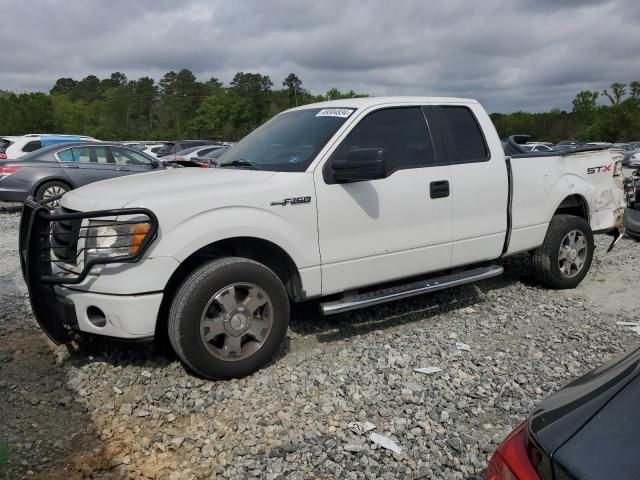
(200, 283), (273, 361)
(168, 257), (289, 379)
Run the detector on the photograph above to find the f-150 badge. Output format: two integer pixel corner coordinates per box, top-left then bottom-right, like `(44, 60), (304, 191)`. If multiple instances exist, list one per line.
(270, 196), (312, 206)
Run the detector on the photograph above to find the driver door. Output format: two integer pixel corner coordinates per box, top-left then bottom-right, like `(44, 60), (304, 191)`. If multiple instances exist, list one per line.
(314, 106), (453, 296)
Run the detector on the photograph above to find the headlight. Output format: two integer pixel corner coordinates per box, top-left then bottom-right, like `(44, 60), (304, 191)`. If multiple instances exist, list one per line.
(84, 220), (152, 262)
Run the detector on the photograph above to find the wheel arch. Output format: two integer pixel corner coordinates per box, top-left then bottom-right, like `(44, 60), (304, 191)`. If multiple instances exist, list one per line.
(155, 236), (303, 340)
(553, 194), (590, 222)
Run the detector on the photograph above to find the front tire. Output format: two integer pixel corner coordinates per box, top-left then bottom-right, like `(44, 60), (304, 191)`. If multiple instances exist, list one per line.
(532, 214), (594, 289)
(168, 257), (289, 379)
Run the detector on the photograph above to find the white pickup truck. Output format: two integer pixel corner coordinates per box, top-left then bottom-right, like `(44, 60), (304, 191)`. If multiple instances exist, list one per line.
(20, 97), (627, 379)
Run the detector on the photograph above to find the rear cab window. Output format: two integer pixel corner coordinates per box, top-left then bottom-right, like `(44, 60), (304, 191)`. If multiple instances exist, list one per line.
(435, 105), (490, 164)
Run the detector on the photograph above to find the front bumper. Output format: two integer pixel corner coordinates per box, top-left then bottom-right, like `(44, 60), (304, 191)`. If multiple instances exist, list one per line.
(54, 286), (162, 339)
(19, 196), (159, 343)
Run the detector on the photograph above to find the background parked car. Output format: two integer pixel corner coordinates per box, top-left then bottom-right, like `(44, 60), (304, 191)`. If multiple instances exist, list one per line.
(484, 346), (640, 480)
(0, 136), (17, 159)
(141, 143), (165, 158)
(3, 134), (97, 159)
(521, 143), (554, 152)
(156, 140), (219, 161)
(193, 145), (230, 167)
(174, 145), (225, 162)
(122, 141), (148, 152)
(627, 150), (640, 168)
(0, 142), (163, 206)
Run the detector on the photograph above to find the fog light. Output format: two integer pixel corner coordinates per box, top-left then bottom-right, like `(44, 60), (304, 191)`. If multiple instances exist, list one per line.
(87, 306), (107, 327)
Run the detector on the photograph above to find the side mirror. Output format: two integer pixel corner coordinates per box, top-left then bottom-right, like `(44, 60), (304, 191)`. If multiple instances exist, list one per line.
(330, 148), (387, 183)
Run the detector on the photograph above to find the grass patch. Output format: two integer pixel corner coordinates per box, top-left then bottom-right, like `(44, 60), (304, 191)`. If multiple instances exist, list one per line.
(0, 441), (10, 466)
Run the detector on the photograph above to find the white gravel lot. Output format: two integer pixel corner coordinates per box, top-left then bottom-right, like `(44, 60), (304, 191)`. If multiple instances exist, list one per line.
(0, 201), (639, 480)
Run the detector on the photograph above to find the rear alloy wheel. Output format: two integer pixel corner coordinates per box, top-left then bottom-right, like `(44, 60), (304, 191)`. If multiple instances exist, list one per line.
(557, 229), (588, 278)
(532, 214), (594, 289)
(36, 181), (70, 207)
(168, 257), (289, 379)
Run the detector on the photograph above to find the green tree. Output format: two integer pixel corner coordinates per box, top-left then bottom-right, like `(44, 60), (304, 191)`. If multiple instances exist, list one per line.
(189, 90), (251, 140)
(325, 87), (368, 100)
(283, 73), (302, 107)
(50, 78), (78, 95)
(601, 82), (627, 105)
(231, 72), (273, 128)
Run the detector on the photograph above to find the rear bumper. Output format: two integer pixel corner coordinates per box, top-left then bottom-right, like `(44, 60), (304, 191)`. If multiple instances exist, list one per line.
(54, 286), (162, 339)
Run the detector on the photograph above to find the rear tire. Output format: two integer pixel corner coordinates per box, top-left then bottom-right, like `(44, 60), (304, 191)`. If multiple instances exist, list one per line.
(35, 180), (70, 207)
(168, 257), (289, 379)
(532, 214), (594, 289)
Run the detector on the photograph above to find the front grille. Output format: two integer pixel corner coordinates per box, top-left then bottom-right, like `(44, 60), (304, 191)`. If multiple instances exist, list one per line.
(50, 207), (82, 264)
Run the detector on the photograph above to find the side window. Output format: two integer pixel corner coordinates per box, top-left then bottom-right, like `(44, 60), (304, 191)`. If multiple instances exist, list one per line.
(72, 146), (110, 164)
(332, 107), (436, 172)
(57, 149), (74, 162)
(22, 140), (42, 153)
(440, 106), (489, 163)
(111, 147), (152, 166)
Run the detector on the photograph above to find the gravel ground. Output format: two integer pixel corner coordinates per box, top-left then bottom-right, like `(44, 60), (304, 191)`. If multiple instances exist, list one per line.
(1, 201), (639, 480)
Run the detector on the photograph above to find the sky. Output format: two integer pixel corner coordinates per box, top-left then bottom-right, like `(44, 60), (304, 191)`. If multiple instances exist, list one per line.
(0, 0), (638, 113)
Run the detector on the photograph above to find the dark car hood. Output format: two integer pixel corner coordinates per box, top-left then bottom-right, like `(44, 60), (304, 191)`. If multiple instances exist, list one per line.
(529, 346), (640, 464)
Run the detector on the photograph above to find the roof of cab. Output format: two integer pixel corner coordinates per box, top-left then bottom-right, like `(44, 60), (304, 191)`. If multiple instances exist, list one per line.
(289, 96), (479, 112)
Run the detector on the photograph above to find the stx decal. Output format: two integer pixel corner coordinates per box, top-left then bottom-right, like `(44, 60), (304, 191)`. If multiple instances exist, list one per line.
(587, 164), (612, 174)
(270, 196), (312, 206)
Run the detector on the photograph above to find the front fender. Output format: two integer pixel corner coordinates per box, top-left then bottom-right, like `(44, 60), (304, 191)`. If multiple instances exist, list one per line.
(150, 205), (320, 269)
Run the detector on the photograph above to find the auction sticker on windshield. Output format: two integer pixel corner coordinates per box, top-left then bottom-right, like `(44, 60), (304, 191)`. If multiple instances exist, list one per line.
(316, 108), (354, 118)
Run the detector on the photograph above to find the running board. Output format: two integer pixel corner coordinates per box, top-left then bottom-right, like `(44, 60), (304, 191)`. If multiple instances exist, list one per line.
(320, 265), (504, 315)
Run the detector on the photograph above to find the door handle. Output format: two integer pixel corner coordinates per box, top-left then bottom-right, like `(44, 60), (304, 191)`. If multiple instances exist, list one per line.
(430, 180), (450, 199)
(63, 164), (79, 169)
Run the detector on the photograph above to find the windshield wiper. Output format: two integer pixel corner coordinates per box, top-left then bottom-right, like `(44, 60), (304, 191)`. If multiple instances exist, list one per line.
(218, 159), (259, 170)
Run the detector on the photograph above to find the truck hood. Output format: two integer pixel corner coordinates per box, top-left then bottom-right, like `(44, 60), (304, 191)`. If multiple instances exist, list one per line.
(61, 168), (278, 211)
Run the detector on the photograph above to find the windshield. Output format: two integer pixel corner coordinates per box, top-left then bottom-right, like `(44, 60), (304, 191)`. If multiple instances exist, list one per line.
(216, 107), (355, 172)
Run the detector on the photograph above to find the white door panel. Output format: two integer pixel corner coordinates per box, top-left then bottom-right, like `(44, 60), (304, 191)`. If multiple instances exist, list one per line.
(316, 166), (452, 293)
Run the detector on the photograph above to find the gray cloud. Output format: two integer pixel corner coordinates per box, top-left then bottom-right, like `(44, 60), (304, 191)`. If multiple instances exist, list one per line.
(1, 0), (639, 112)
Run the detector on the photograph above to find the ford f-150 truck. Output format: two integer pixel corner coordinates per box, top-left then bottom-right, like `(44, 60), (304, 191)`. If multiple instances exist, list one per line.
(19, 97), (627, 379)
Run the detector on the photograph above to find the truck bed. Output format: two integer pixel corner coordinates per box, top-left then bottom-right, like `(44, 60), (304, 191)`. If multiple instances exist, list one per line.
(506, 148), (625, 255)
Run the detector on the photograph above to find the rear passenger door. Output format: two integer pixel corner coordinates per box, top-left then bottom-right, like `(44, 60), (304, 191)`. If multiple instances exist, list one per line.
(57, 146), (117, 186)
(427, 105), (508, 267)
(314, 106), (453, 295)
(110, 146), (158, 176)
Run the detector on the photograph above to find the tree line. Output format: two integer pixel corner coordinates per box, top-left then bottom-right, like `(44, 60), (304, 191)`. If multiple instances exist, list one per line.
(0, 70), (367, 141)
(491, 81), (640, 143)
(1, 72), (639, 143)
